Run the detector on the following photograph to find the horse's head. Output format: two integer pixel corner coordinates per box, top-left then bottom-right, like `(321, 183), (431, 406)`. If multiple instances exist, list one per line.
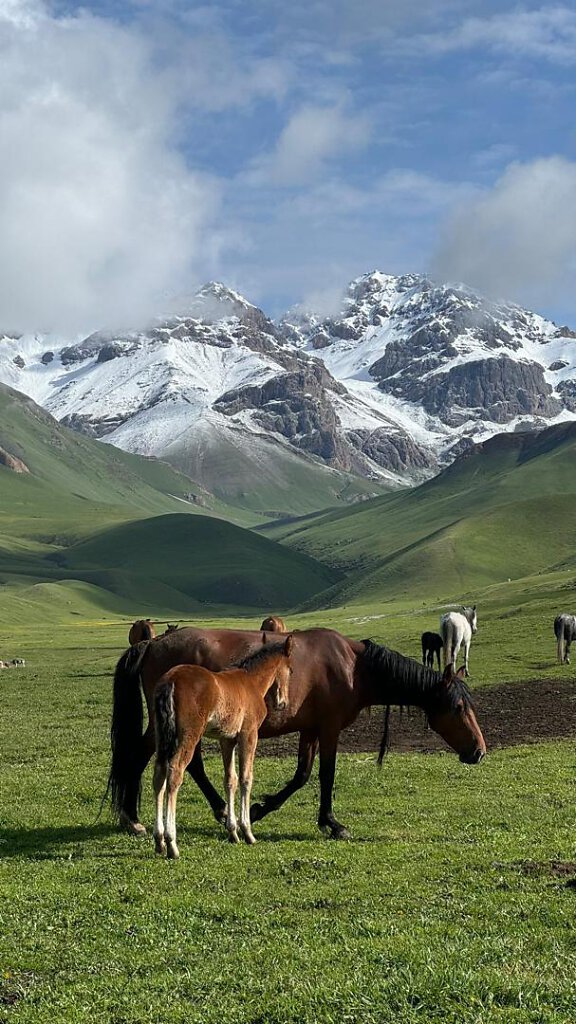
(463, 605), (478, 633)
(265, 632), (293, 709)
(259, 615), (286, 633)
(426, 664), (486, 764)
(165, 623), (179, 633)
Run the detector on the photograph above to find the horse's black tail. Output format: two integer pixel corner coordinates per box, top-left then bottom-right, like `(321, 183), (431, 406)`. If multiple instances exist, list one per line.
(555, 617), (565, 664)
(106, 643), (149, 820)
(154, 680), (178, 765)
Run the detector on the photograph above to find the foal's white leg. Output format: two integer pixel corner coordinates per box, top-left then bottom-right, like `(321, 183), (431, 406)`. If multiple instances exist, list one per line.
(165, 767), (184, 860)
(238, 731), (257, 845)
(221, 740), (240, 843)
(152, 760), (167, 856)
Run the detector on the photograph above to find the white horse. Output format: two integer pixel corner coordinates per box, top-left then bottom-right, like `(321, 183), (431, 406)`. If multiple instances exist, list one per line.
(554, 613), (576, 664)
(440, 606), (477, 677)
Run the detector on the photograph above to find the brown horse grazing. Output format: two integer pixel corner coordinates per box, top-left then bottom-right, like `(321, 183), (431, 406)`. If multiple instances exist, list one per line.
(153, 636), (293, 857)
(259, 616), (286, 633)
(128, 619), (156, 645)
(108, 627), (486, 840)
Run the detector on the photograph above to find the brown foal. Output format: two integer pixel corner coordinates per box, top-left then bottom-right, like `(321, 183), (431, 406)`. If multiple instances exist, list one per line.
(259, 615), (286, 633)
(152, 635), (293, 858)
(128, 618), (156, 645)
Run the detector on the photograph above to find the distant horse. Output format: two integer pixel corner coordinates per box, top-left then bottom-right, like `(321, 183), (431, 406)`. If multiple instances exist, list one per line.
(421, 632), (442, 670)
(153, 636), (293, 857)
(164, 624), (179, 635)
(128, 619), (156, 645)
(108, 626), (486, 840)
(259, 616), (287, 633)
(554, 614), (576, 664)
(440, 606), (477, 676)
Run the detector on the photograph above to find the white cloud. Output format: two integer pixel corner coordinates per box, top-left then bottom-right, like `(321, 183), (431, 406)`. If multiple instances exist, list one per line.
(432, 156), (576, 309)
(246, 104), (371, 186)
(0, 2), (228, 334)
(411, 6), (576, 62)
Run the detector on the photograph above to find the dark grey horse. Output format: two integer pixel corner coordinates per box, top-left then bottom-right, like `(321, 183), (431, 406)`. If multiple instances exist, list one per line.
(421, 631), (443, 670)
(554, 613), (576, 664)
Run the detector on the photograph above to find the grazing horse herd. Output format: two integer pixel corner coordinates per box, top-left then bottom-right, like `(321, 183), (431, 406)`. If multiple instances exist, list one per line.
(109, 614), (486, 855)
(108, 603), (572, 856)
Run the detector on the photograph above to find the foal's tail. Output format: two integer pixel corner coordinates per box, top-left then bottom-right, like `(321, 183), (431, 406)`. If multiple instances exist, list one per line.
(106, 642), (149, 819)
(154, 679), (179, 765)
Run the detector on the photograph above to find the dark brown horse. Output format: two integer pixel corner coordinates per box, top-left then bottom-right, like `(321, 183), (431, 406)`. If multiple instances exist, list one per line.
(421, 631), (443, 670)
(259, 616), (287, 633)
(128, 619), (156, 645)
(153, 637), (293, 857)
(108, 627), (486, 839)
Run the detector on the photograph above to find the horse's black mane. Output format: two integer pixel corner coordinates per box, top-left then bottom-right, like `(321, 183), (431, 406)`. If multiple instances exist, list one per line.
(360, 639), (473, 763)
(233, 643), (287, 672)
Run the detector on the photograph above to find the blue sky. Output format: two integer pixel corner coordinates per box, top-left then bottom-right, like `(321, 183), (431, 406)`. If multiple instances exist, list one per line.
(1, 0), (575, 331)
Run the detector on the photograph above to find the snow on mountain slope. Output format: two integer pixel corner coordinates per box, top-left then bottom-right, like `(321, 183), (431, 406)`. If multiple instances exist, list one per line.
(1, 274), (576, 504)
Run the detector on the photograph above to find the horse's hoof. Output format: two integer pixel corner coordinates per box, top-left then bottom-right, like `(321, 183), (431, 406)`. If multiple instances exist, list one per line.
(119, 813), (147, 837)
(213, 805), (227, 825)
(330, 825), (351, 841)
(154, 837), (167, 856)
(166, 843), (180, 860)
(241, 830), (257, 845)
(228, 830), (240, 844)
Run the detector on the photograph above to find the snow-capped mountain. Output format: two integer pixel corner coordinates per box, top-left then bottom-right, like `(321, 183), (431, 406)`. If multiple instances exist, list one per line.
(1, 273), (575, 502)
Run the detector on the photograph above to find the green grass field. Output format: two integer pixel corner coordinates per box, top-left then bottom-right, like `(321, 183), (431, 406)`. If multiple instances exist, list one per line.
(2, 390), (576, 1020)
(1, 620), (575, 1024)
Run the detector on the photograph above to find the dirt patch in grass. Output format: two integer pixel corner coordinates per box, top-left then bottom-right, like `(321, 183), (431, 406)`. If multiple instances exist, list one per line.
(255, 677), (576, 758)
(516, 859), (576, 878)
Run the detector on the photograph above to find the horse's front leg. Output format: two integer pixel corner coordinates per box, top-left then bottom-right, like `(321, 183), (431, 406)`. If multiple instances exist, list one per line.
(250, 730), (318, 823)
(186, 741), (227, 824)
(317, 729), (349, 840)
(238, 730), (258, 845)
(220, 739), (240, 843)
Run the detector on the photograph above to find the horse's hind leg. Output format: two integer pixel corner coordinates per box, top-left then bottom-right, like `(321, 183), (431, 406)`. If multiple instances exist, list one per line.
(317, 728), (349, 841)
(152, 760), (167, 856)
(165, 762), (186, 860)
(186, 741), (227, 824)
(435, 645), (441, 671)
(250, 730), (318, 823)
(119, 724), (155, 837)
(238, 730), (257, 845)
(566, 637), (571, 665)
(220, 739), (240, 843)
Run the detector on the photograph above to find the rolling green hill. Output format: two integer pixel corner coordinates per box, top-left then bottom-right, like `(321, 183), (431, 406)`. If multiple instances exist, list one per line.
(54, 513), (339, 610)
(0, 383), (261, 541)
(259, 423), (576, 605)
(0, 385), (340, 616)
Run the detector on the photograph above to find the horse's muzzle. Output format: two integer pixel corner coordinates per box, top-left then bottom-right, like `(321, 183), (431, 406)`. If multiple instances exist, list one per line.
(459, 748), (485, 765)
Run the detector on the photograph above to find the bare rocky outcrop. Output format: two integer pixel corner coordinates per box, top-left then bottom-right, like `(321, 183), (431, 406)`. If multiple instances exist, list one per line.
(0, 445), (29, 473)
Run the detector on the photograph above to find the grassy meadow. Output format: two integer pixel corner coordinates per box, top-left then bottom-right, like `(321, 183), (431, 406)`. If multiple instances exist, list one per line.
(2, 392), (576, 1020)
(1, 593), (576, 1024)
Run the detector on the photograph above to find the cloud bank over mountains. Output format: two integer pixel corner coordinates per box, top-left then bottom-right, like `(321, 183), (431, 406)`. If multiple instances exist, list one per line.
(0, 0), (575, 333)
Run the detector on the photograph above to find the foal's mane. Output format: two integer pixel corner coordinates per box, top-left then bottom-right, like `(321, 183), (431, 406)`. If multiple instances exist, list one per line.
(360, 639), (473, 763)
(233, 643), (287, 672)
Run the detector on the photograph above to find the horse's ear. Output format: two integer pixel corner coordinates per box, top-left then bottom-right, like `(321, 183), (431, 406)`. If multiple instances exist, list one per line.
(441, 664), (453, 685)
(455, 666), (466, 679)
(472, 605), (476, 612)
(284, 633), (294, 657)
(261, 631), (266, 645)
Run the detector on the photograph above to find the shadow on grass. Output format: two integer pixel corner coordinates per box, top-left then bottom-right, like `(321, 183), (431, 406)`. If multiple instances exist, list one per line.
(0, 822), (118, 859)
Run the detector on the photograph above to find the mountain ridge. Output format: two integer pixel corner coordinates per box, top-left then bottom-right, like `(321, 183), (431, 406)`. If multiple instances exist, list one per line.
(1, 271), (575, 501)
